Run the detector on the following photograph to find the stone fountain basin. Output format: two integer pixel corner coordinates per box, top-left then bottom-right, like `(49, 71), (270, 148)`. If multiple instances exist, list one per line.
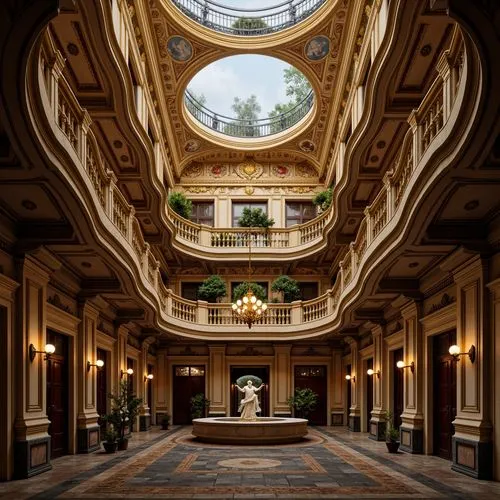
(192, 417), (308, 445)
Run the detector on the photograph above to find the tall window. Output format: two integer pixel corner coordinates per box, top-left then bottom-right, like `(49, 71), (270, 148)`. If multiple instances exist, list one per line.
(232, 202), (267, 227)
(190, 202), (214, 226)
(285, 201), (316, 227)
(298, 282), (319, 300)
(181, 282), (203, 301)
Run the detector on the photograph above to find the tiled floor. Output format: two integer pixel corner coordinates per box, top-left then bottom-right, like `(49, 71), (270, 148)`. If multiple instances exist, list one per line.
(1, 426), (500, 499)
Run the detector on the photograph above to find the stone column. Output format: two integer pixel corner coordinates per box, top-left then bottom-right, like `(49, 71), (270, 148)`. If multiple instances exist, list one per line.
(369, 325), (386, 440)
(346, 337), (361, 431)
(208, 345), (227, 416)
(0, 274), (19, 481)
(13, 256), (53, 478)
(114, 324), (128, 385)
(487, 277), (500, 481)
(451, 256), (492, 479)
(273, 344), (292, 416)
(399, 300), (424, 453)
(330, 347), (345, 425)
(76, 301), (100, 453)
(154, 348), (169, 421)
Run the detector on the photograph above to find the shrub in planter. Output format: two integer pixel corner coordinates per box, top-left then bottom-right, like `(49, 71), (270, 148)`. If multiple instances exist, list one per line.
(161, 412), (171, 430)
(232, 282), (267, 303)
(168, 192), (192, 219)
(190, 393), (210, 420)
(287, 387), (318, 420)
(198, 275), (227, 302)
(271, 275), (301, 303)
(238, 207), (275, 228)
(312, 188), (333, 212)
(102, 427), (118, 453)
(385, 410), (400, 453)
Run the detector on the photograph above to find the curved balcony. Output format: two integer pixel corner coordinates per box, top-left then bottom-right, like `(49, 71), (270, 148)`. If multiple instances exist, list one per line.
(34, 21), (468, 339)
(167, 204), (333, 261)
(171, 0), (326, 36)
(184, 89), (314, 138)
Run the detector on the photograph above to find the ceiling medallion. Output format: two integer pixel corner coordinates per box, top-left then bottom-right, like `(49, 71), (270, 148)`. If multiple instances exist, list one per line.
(304, 36), (330, 61)
(184, 139), (200, 152)
(299, 139), (316, 152)
(236, 161), (263, 180)
(166, 36), (193, 62)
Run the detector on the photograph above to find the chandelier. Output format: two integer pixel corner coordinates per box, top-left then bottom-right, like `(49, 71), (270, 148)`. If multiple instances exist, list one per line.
(231, 230), (268, 328)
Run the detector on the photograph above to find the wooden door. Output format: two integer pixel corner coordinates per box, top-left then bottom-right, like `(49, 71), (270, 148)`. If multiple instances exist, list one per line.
(46, 330), (68, 459)
(96, 348), (108, 433)
(433, 331), (457, 460)
(346, 364), (352, 426)
(366, 359), (374, 432)
(294, 366), (327, 425)
(173, 366), (205, 424)
(393, 348), (404, 429)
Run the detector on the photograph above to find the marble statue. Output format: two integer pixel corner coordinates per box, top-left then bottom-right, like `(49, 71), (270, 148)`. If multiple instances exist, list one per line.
(237, 380), (264, 420)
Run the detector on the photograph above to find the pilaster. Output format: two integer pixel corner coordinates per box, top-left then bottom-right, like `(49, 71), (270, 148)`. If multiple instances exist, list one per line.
(399, 300), (424, 453)
(346, 337), (361, 432)
(154, 348), (169, 422)
(273, 344), (292, 416)
(139, 340), (153, 431)
(451, 256), (492, 479)
(330, 348), (344, 425)
(13, 256), (52, 478)
(369, 325), (386, 440)
(76, 301), (100, 453)
(208, 345), (227, 416)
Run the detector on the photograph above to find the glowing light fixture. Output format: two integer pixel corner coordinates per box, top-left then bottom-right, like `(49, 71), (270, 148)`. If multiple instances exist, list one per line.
(448, 344), (476, 363)
(145, 373), (154, 381)
(87, 359), (105, 372)
(29, 343), (56, 362)
(345, 374), (355, 382)
(396, 360), (414, 373)
(121, 368), (134, 378)
(367, 368), (380, 378)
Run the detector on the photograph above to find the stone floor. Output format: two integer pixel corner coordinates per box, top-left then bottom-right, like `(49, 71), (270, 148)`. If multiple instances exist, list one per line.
(1, 426), (500, 499)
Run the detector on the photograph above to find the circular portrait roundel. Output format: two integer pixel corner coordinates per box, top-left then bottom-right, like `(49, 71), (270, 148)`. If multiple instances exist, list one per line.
(167, 36), (193, 62)
(305, 35), (330, 61)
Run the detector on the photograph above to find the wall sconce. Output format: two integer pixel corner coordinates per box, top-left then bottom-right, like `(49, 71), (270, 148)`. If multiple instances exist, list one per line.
(121, 368), (134, 378)
(449, 344), (476, 363)
(367, 368), (380, 378)
(87, 359), (104, 372)
(396, 360), (414, 373)
(345, 374), (355, 382)
(144, 373), (154, 382)
(29, 343), (55, 362)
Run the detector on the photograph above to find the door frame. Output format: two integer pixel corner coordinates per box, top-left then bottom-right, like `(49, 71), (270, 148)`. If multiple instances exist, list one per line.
(421, 304), (457, 455)
(383, 329), (404, 426)
(359, 345), (374, 434)
(46, 305), (79, 455)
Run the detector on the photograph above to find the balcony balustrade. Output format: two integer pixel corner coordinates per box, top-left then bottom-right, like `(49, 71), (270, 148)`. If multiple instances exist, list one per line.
(171, 0), (326, 36)
(36, 31), (466, 337)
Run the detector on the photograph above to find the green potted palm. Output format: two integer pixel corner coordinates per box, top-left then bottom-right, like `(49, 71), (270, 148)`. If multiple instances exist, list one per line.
(168, 192), (192, 219)
(385, 410), (400, 453)
(238, 207), (275, 229)
(190, 393), (210, 420)
(232, 282), (267, 303)
(287, 387), (318, 420)
(271, 275), (301, 303)
(102, 426), (118, 453)
(161, 411), (171, 430)
(198, 275), (227, 302)
(312, 188), (333, 212)
(104, 380), (142, 450)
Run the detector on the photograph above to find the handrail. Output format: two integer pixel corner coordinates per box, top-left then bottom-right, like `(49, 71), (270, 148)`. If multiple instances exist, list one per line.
(171, 0), (326, 36)
(36, 29), (467, 336)
(185, 89), (314, 138)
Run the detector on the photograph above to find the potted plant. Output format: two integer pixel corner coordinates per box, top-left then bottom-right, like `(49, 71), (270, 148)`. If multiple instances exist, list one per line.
(238, 207), (275, 229)
(385, 410), (400, 453)
(104, 380), (143, 451)
(168, 191), (192, 219)
(271, 275), (301, 303)
(232, 281), (267, 303)
(190, 393), (210, 420)
(198, 275), (227, 302)
(312, 188), (333, 212)
(102, 426), (118, 454)
(161, 412), (171, 430)
(287, 387), (318, 420)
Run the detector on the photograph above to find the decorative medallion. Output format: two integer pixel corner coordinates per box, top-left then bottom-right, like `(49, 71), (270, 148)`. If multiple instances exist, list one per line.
(296, 163), (316, 177)
(299, 139), (316, 152)
(305, 35), (330, 61)
(184, 139), (200, 153)
(182, 163), (203, 177)
(288, 186), (314, 193)
(236, 161), (263, 180)
(245, 186), (254, 195)
(272, 165), (290, 178)
(210, 164), (228, 177)
(167, 36), (193, 62)
(217, 458), (282, 469)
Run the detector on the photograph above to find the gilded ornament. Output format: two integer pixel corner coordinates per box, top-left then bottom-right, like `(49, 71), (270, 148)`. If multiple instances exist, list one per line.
(236, 161), (263, 180)
(245, 186), (254, 195)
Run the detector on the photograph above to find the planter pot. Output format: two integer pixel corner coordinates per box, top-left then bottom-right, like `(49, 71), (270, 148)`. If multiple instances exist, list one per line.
(386, 441), (400, 453)
(103, 441), (118, 453)
(161, 423), (169, 430)
(117, 438), (129, 451)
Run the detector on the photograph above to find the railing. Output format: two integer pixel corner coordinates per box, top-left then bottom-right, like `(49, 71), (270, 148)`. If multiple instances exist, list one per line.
(38, 31), (467, 335)
(167, 204), (334, 255)
(171, 0), (326, 36)
(184, 89), (314, 138)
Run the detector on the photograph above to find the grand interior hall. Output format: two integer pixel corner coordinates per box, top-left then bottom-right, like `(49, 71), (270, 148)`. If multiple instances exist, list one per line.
(1, 0), (500, 498)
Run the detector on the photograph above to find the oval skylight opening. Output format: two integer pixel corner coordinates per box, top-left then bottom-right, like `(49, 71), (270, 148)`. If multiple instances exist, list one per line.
(185, 55), (314, 138)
